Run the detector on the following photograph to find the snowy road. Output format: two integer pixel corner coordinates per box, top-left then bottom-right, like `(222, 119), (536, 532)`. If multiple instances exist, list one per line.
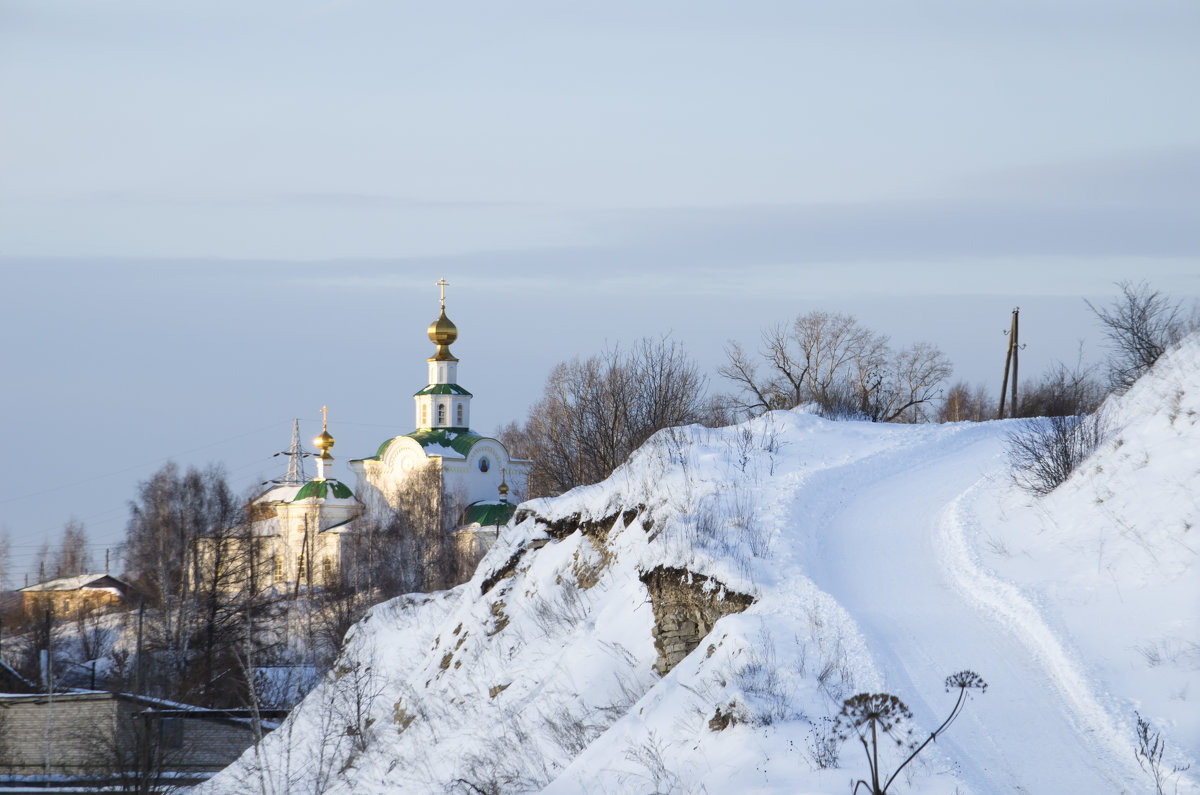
(801, 423), (1143, 794)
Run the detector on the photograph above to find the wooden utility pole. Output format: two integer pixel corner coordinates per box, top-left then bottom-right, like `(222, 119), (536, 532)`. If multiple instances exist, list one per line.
(997, 308), (1022, 419)
(1010, 309), (1020, 413)
(135, 598), (145, 696)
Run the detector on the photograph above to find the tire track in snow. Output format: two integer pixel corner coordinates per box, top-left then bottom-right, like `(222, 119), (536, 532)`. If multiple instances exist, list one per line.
(797, 423), (1145, 792)
(937, 479), (1145, 791)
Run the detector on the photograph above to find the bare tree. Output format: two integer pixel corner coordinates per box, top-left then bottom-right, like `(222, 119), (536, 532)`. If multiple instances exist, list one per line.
(346, 462), (467, 596)
(937, 381), (991, 423)
(122, 462), (259, 706)
(858, 341), (954, 423)
(1086, 281), (1195, 392)
(52, 519), (91, 578)
(0, 526), (11, 591)
(511, 337), (710, 496)
(721, 311), (952, 423)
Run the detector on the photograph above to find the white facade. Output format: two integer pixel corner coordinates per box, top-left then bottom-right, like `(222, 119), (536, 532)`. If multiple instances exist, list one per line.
(252, 479), (359, 588)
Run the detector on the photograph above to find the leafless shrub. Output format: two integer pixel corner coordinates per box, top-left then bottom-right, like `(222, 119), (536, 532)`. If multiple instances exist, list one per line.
(732, 632), (800, 726)
(1016, 353), (1106, 418)
(1006, 412), (1107, 496)
(454, 719), (554, 794)
(807, 716), (840, 769)
(529, 578), (589, 637)
(1087, 281), (1196, 393)
(332, 652), (385, 755)
(1135, 711), (1191, 795)
(542, 704), (605, 758)
(623, 731), (683, 794)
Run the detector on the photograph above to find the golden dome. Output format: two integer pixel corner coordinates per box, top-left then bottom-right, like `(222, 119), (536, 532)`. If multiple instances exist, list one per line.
(428, 307), (458, 345)
(314, 428), (335, 460)
(427, 307), (459, 361)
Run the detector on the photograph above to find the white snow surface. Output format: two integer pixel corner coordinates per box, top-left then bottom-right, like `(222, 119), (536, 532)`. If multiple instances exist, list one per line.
(201, 339), (1200, 794)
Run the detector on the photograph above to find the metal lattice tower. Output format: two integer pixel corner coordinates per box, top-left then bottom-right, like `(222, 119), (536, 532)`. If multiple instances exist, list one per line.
(273, 418), (309, 485)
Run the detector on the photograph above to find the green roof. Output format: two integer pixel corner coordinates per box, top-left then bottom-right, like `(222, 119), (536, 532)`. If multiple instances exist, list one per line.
(355, 428), (484, 462)
(292, 479), (354, 501)
(372, 437), (396, 459)
(460, 501), (516, 528)
(413, 383), (473, 397)
(405, 428), (484, 456)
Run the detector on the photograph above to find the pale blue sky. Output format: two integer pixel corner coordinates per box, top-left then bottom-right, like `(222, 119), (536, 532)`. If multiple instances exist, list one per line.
(1, 1), (1197, 583)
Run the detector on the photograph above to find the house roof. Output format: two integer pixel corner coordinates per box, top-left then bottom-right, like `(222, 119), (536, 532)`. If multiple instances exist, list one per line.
(17, 574), (133, 594)
(0, 658), (37, 693)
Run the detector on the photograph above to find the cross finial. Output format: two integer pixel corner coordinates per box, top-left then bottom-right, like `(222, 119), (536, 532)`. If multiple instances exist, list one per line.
(436, 277), (450, 308)
(320, 405), (329, 429)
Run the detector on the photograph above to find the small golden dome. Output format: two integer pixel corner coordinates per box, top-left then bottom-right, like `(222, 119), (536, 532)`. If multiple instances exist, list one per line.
(314, 429), (335, 459)
(428, 307), (458, 345)
(427, 307), (459, 361)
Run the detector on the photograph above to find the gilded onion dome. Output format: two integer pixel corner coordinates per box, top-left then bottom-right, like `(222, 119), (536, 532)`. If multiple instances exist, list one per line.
(428, 307), (459, 361)
(314, 406), (335, 461)
(314, 429), (335, 459)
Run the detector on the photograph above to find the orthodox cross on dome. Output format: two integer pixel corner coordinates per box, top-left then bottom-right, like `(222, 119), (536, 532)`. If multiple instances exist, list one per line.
(436, 277), (450, 308)
(314, 405), (335, 466)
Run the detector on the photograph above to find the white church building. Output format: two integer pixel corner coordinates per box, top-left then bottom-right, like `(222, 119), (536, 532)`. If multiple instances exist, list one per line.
(348, 282), (531, 521)
(237, 282), (531, 591)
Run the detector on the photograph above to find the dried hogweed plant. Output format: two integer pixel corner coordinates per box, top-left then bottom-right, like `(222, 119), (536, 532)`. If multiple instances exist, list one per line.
(836, 670), (987, 795)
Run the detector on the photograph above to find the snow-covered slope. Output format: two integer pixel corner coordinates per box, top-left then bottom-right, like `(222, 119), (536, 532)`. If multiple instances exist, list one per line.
(202, 338), (1200, 794)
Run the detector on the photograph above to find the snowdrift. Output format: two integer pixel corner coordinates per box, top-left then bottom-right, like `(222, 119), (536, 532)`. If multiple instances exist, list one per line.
(202, 338), (1200, 794)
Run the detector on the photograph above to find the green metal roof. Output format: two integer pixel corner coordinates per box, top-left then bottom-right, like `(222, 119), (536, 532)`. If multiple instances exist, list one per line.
(405, 428), (484, 456)
(413, 383), (473, 397)
(460, 501), (516, 528)
(292, 479), (354, 501)
(372, 438), (395, 459)
(355, 428), (483, 462)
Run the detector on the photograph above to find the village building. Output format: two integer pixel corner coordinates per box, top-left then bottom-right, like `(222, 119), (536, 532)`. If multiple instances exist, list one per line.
(0, 690), (279, 786)
(15, 574), (138, 621)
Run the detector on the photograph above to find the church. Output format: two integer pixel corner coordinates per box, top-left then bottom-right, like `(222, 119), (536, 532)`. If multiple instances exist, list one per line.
(236, 281), (531, 591)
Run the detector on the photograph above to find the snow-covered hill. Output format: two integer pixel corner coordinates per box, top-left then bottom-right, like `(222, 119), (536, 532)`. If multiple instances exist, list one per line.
(202, 338), (1200, 794)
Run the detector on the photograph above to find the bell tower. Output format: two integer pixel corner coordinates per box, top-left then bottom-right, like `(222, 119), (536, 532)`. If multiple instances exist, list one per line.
(415, 278), (473, 431)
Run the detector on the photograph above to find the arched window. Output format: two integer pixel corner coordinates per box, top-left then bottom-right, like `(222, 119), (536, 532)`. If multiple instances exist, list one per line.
(273, 556), (283, 581)
(296, 554), (306, 581)
(457, 403), (464, 425)
(322, 557), (333, 583)
(422, 404), (429, 426)
(437, 404), (446, 425)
